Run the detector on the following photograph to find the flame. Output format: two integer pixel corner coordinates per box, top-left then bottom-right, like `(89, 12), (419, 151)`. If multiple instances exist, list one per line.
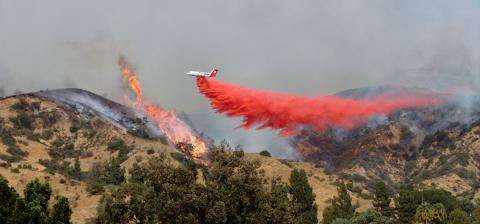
(118, 56), (208, 161)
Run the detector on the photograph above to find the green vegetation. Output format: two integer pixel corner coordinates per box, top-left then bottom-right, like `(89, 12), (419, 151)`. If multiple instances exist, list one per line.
(323, 179), (480, 224)
(323, 181), (357, 224)
(0, 176), (71, 224)
(107, 138), (133, 162)
(10, 98), (31, 111)
(94, 144), (317, 224)
(259, 150), (271, 157)
(0, 127), (28, 163)
(372, 180), (394, 217)
(290, 169), (318, 224)
(279, 159), (294, 168)
(10, 112), (34, 130)
(127, 127), (150, 139)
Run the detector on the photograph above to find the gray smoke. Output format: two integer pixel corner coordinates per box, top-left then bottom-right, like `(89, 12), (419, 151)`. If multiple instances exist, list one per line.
(0, 0), (478, 156)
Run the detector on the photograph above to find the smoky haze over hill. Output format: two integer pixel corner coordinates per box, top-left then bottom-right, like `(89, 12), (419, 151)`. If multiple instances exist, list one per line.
(0, 0), (478, 156)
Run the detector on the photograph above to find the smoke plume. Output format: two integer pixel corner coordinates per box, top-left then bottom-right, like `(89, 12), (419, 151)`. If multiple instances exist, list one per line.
(197, 77), (445, 136)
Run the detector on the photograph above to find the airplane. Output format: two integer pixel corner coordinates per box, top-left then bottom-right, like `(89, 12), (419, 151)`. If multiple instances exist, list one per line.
(186, 68), (219, 77)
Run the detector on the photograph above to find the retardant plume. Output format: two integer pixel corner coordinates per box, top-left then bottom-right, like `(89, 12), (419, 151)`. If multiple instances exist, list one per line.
(196, 77), (445, 136)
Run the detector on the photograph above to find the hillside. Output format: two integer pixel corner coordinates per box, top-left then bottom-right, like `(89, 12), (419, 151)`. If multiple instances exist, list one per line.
(294, 87), (480, 197)
(0, 89), (358, 223)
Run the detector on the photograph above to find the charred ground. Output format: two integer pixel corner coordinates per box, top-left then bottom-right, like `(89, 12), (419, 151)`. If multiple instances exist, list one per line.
(294, 87), (480, 196)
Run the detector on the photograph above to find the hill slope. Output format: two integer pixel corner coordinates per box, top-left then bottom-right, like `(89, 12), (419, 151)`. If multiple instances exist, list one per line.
(0, 89), (353, 223)
(294, 87), (480, 197)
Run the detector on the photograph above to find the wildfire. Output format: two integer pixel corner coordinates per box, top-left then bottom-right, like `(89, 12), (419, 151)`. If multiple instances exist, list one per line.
(118, 56), (208, 161)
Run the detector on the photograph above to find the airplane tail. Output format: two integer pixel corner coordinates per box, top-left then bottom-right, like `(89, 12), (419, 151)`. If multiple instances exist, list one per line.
(210, 68), (218, 77)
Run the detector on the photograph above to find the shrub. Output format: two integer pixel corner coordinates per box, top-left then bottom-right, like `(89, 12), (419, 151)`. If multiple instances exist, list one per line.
(6, 146), (28, 158)
(40, 130), (54, 140)
(26, 131), (41, 142)
(358, 192), (374, 200)
(38, 111), (60, 128)
(0, 154), (22, 163)
(279, 159), (294, 168)
(351, 174), (368, 183)
(87, 182), (106, 196)
(101, 158), (125, 185)
(170, 152), (198, 174)
(107, 138), (127, 151)
(10, 112), (34, 130)
(438, 154), (449, 164)
(83, 130), (97, 139)
(127, 128), (150, 139)
(455, 168), (475, 179)
(80, 150), (94, 158)
(259, 150), (271, 157)
(146, 148), (155, 155)
(10, 98), (30, 111)
(452, 152), (470, 167)
(0, 128), (17, 147)
(69, 125), (80, 133)
(30, 102), (41, 111)
(18, 163), (32, 170)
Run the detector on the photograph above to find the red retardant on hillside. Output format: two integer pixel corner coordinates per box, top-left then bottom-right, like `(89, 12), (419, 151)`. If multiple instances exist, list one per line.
(196, 77), (445, 137)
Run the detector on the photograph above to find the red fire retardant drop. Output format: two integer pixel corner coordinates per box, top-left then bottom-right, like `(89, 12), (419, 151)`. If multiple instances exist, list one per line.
(196, 77), (445, 136)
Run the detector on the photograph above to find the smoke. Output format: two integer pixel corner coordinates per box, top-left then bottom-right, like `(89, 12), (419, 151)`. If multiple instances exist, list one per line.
(196, 77), (445, 136)
(0, 0), (478, 156)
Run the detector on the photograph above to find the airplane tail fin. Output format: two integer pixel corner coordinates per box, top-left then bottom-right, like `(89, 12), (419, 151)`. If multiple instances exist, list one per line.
(210, 68), (218, 77)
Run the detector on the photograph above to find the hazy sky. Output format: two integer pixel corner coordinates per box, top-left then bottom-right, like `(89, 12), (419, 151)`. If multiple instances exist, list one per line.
(0, 0), (478, 156)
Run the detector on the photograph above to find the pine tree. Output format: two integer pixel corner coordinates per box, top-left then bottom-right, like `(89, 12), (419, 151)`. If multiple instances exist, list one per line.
(395, 186), (422, 223)
(372, 180), (393, 217)
(49, 196), (72, 224)
(324, 181), (356, 224)
(289, 169), (318, 224)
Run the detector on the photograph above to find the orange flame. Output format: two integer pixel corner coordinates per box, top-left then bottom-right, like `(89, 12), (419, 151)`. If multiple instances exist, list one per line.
(118, 57), (208, 161)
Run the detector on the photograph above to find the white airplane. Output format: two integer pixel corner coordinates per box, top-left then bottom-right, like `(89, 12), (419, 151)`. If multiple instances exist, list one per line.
(186, 68), (219, 77)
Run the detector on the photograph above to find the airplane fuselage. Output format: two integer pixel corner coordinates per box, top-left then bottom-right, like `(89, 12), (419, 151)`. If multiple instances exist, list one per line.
(186, 68), (218, 78)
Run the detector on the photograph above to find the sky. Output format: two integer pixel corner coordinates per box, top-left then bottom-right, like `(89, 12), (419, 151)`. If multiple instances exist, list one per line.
(0, 0), (478, 157)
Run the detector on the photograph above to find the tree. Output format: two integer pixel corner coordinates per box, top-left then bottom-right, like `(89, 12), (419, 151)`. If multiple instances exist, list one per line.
(0, 176), (18, 223)
(0, 177), (71, 224)
(49, 196), (72, 224)
(95, 145), (303, 224)
(395, 186), (422, 223)
(102, 158), (125, 185)
(448, 208), (470, 224)
(372, 180), (393, 217)
(24, 179), (52, 212)
(289, 169), (318, 224)
(473, 198), (480, 223)
(348, 209), (393, 224)
(259, 150), (271, 157)
(322, 205), (335, 224)
(413, 203), (447, 224)
(333, 209), (394, 224)
(73, 158), (81, 174)
(324, 181), (356, 224)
